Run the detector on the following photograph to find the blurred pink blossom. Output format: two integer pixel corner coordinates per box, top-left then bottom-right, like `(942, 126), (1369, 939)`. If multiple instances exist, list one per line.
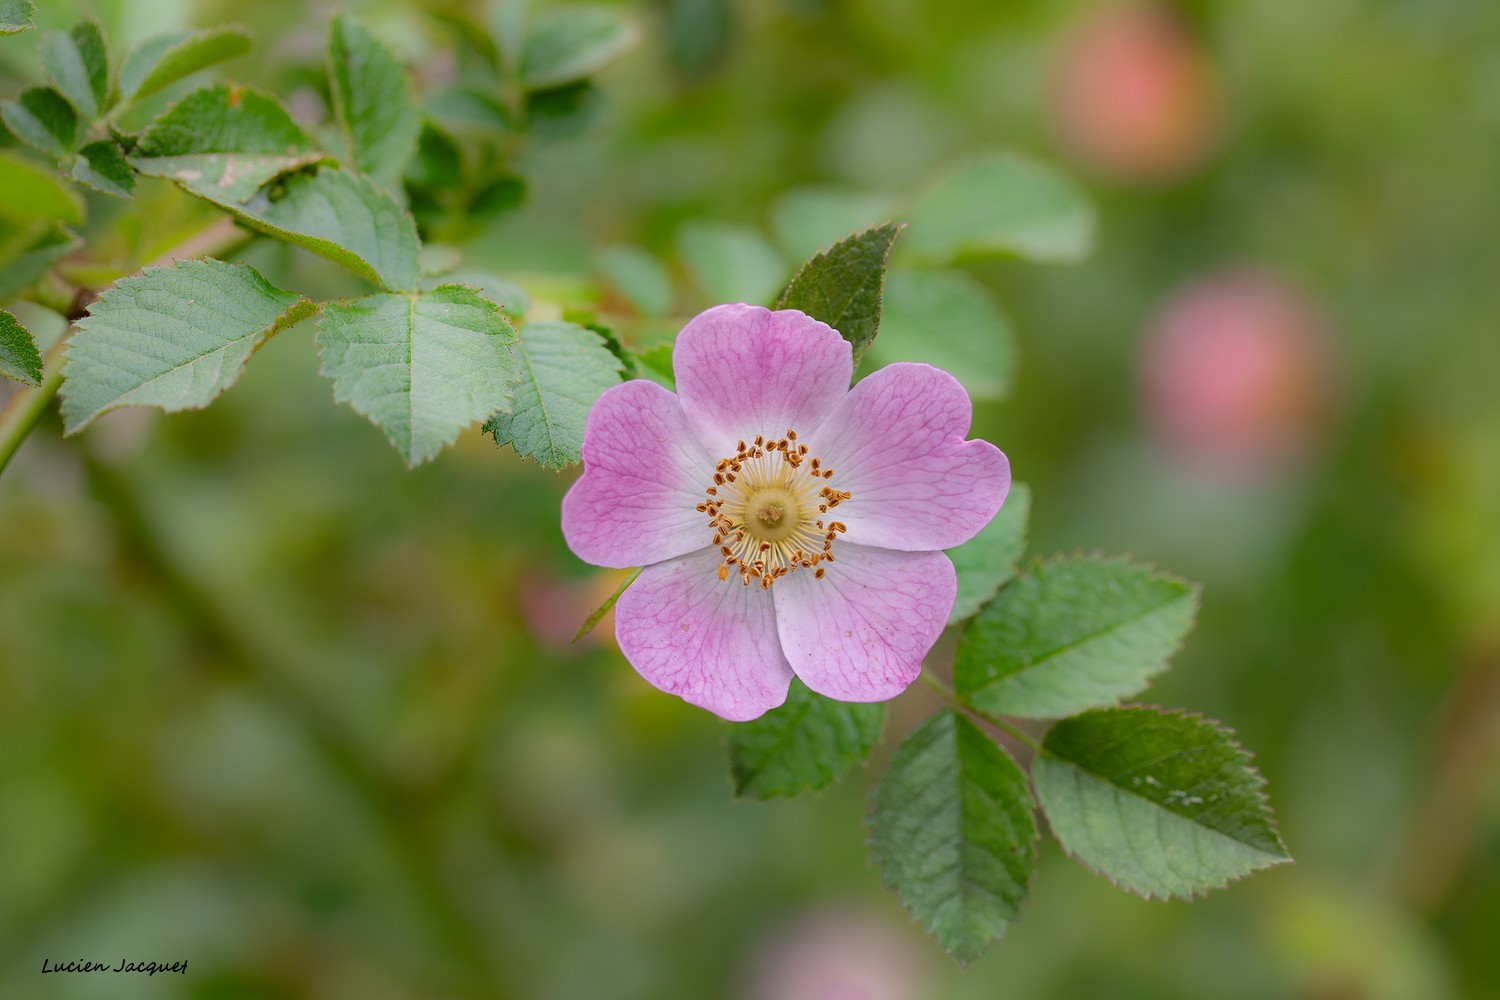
(744, 908), (929, 1000)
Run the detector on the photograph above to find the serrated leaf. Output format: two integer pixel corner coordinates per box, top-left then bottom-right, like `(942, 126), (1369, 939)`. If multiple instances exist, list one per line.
(483, 320), (623, 469)
(729, 679), (884, 799)
(0, 219), (80, 300)
(770, 186), (893, 264)
(776, 222), (902, 368)
(0, 0), (36, 35)
(955, 556), (1198, 719)
(1034, 707), (1290, 899)
(0, 309), (43, 385)
(317, 285), (520, 466)
(1, 87), (79, 157)
(230, 169), (422, 291)
(907, 151), (1096, 264)
(60, 259), (314, 433)
(868, 268), (1017, 401)
(419, 270), (529, 318)
(327, 14), (420, 186)
(42, 20), (110, 121)
(130, 84), (332, 204)
(118, 26), (253, 103)
(0, 152), (84, 224)
(521, 5), (640, 90)
(595, 245), (672, 317)
(868, 710), (1038, 964)
(525, 79), (603, 138)
(633, 342), (674, 390)
(70, 139), (135, 198)
(947, 483), (1030, 625)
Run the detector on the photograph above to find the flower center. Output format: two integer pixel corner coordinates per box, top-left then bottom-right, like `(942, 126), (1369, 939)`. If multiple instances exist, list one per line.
(695, 430), (851, 589)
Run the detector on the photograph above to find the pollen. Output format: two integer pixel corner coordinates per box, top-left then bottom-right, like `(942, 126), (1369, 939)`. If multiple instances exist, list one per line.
(699, 429), (850, 587)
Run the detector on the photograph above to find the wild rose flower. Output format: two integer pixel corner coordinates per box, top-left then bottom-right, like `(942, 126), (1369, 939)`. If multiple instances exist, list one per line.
(561, 304), (1010, 721)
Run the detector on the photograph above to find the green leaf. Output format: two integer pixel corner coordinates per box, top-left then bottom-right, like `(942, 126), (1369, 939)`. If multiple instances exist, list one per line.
(776, 222), (902, 368)
(60, 259), (314, 433)
(118, 26), (253, 103)
(1, 87), (79, 157)
(907, 151), (1096, 264)
(317, 285), (521, 466)
(0, 0), (36, 35)
(69, 139), (135, 198)
(482, 320), (623, 469)
(867, 268), (1017, 401)
(327, 14), (420, 186)
(1034, 706), (1290, 899)
(633, 342), (675, 389)
(521, 5), (640, 90)
(572, 566), (641, 642)
(229, 169), (422, 292)
(770, 186), (893, 264)
(0, 309), (43, 386)
(419, 270), (529, 318)
(42, 20), (110, 121)
(0, 220), (81, 300)
(955, 556), (1198, 719)
(595, 245), (673, 317)
(729, 679), (884, 799)
(677, 221), (785, 307)
(868, 710), (1039, 964)
(947, 483), (1030, 625)
(0, 152), (84, 225)
(130, 84), (332, 204)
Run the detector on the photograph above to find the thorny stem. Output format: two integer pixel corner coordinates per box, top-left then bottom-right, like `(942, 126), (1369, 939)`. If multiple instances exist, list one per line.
(0, 218), (250, 481)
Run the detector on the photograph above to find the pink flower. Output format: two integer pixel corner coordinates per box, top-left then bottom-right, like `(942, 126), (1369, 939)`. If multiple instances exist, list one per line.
(561, 304), (1011, 721)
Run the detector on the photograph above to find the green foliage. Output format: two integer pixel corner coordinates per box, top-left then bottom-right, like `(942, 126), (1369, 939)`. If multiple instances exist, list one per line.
(0, 152), (84, 224)
(41, 21), (110, 121)
(316, 285), (520, 466)
(118, 26), (253, 104)
(728, 680), (885, 799)
(678, 221), (785, 306)
(521, 5), (640, 91)
(869, 268), (1017, 401)
(868, 711), (1039, 964)
(955, 556), (1198, 719)
(0, 220), (80, 300)
(770, 186), (892, 263)
(1, 87), (79, 157)
(1034, 707), (1290, 899)
(775, 223), (902, 368)
(327, 14), (420, 186)
(906, 151), (1096, 264)
(0, 0), (35, 35)
(421, 270), (530, 318)
(69, 139), (135, 198)
(130, 84), (330, 204)
(59, 260), (313, 433)
(0, 309), (43, 386)
(483, 320), (624, 469)
(233, 169), (422, 291)
(633, 341), (675, 389)
(947, 483), (1030, 624)
(595, 245), (673, 317)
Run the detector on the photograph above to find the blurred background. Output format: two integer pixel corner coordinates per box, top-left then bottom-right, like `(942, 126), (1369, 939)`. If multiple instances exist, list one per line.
(2, 0), (1499, 997)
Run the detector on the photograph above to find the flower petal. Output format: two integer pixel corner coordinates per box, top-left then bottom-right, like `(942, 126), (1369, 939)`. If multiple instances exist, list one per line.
(674, 303), (854, 457)
(809, 363), (1010, 551)
(561, 379), (713, 569)
(614, 547), (795, 720)
(774, 544), (956, 702)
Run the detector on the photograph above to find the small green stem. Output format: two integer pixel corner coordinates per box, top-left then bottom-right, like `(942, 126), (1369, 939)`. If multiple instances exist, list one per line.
(919, 668), (1043, 752)
(0, 346), (64, 476)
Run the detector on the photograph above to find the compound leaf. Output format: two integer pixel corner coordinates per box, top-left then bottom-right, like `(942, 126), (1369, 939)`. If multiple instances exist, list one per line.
(728, 679), (885, 799)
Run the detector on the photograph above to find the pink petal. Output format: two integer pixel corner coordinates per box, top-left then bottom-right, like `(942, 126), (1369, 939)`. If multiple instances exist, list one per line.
(810, 363), (1010, 551)
(774, 544), (956, 702)
(561, 379), (713, 569)
(615, 548), (795, 721)
(674, 304), (854, 457)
